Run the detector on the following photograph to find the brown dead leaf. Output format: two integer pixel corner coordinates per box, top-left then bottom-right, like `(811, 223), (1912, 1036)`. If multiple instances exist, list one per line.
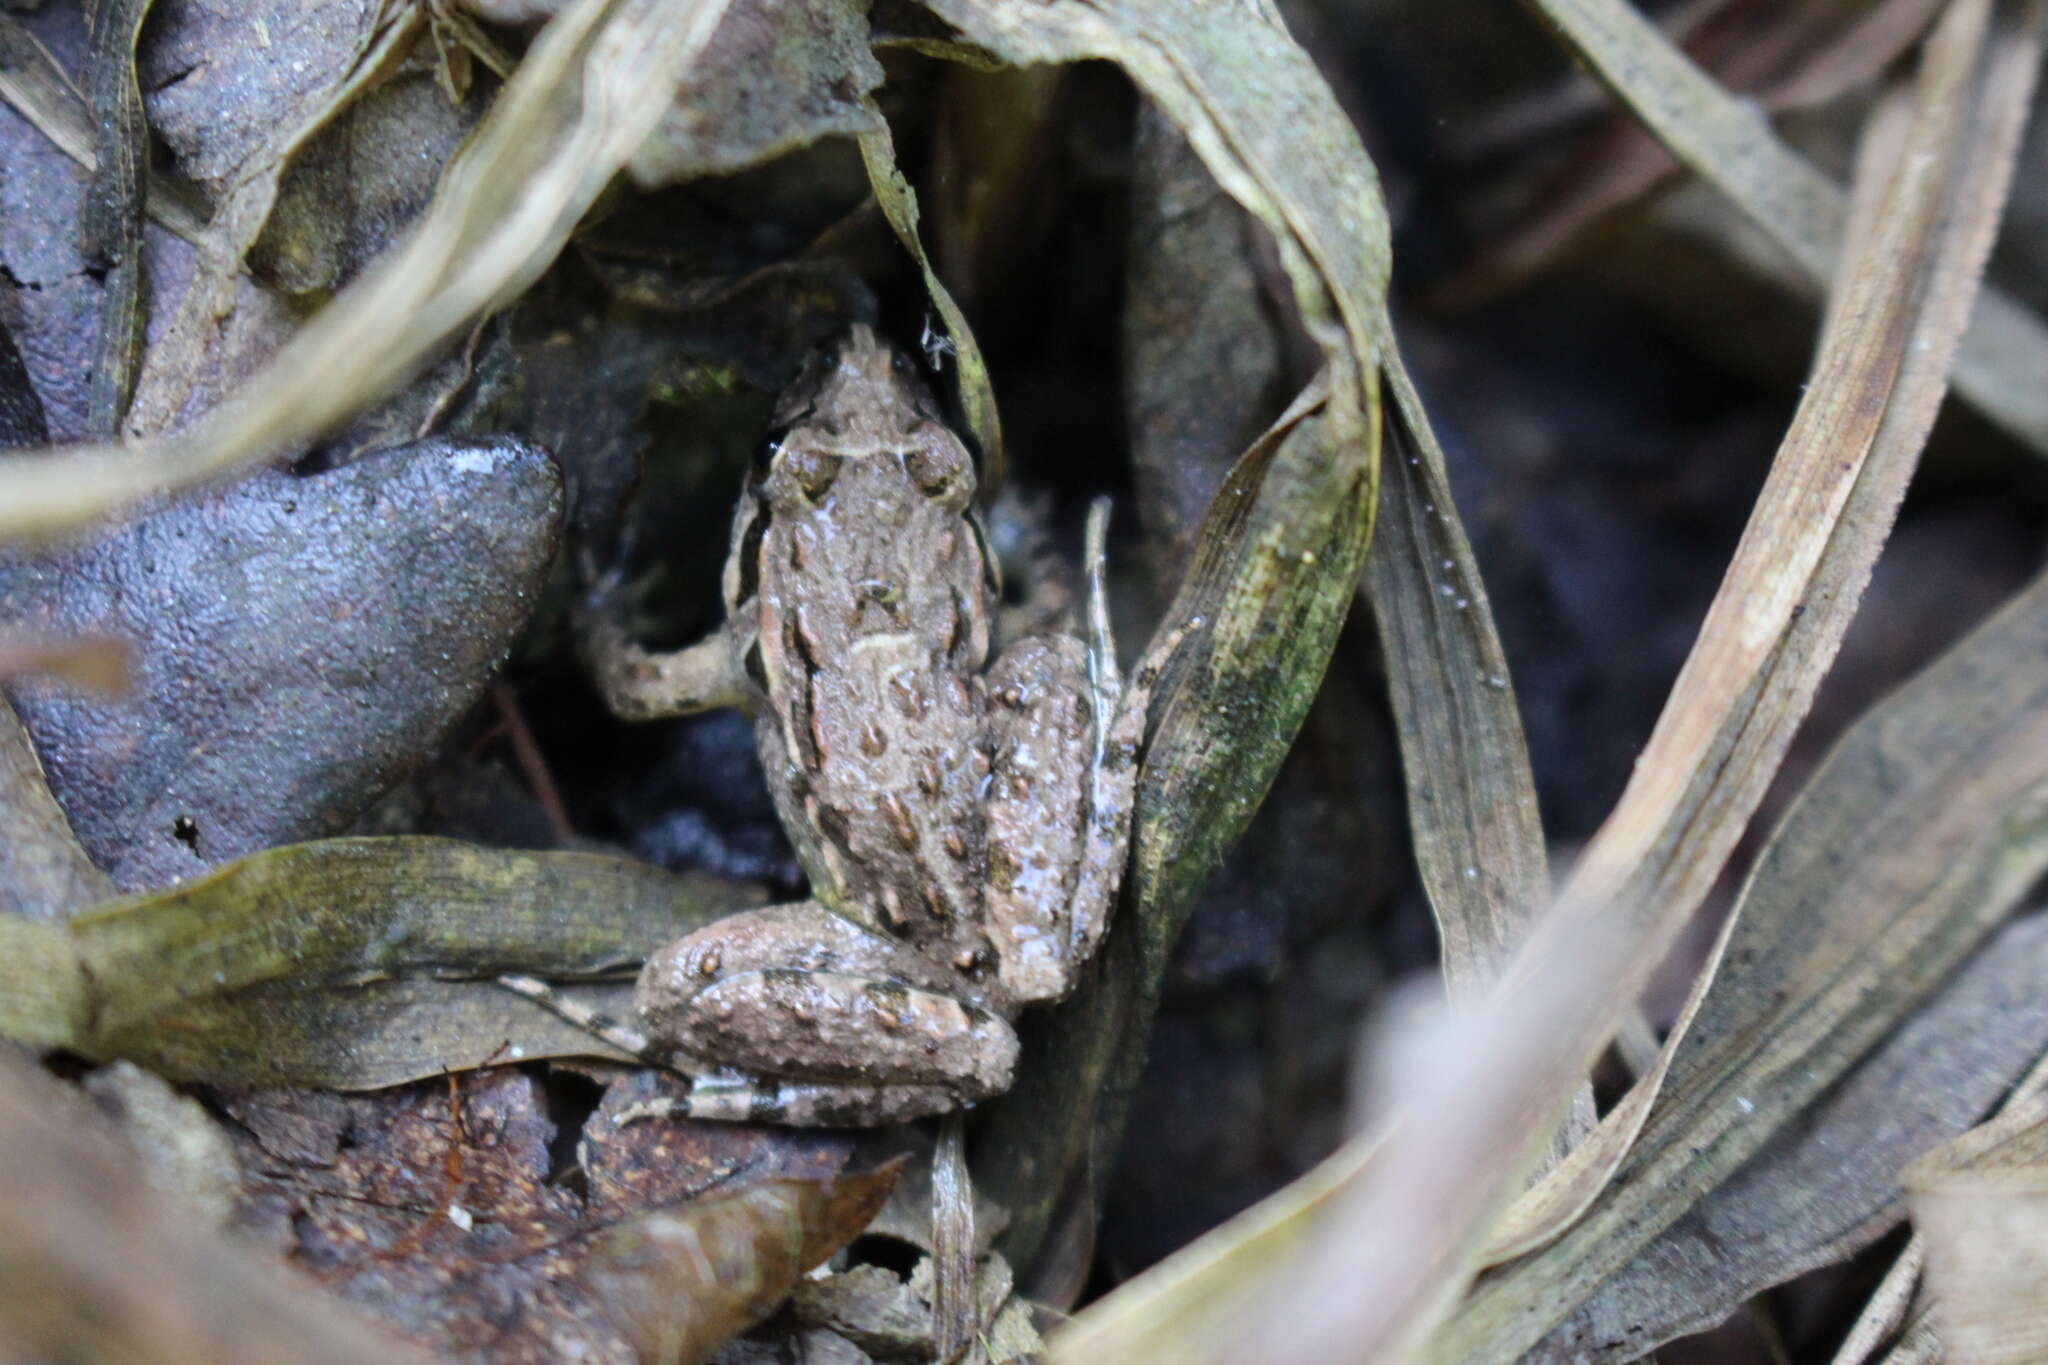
(229, 1066), (889, 1365)
(0, 1050), (442, 1365)
(585, 1150), (902, 1364)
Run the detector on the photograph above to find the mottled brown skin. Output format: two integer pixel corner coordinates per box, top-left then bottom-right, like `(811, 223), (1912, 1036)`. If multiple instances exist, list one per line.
(546, 327), (1183, 1126)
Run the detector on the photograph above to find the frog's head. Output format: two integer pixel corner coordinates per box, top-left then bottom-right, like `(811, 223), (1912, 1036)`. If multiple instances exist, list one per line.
(758, 325), (976, 519)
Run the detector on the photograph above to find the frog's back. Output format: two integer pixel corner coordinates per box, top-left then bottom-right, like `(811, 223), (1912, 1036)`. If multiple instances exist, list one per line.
(742, 328), (998, 958)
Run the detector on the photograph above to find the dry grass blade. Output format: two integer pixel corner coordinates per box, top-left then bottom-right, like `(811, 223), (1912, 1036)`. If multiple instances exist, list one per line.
(78, 0), (151, 434)
(1521, 0), (2048, 457)
(1908, 1088), (2048, 1363)
(1454, 0), (1944, 301)
(1368, 346), (1592, 1154)
(857, 109), (1005, 487)
(1830, 1237), (1928, 1365)
(1365, 353), (1551, 1000)
(929, 1114), (976, 1363)
(1438, 570), (2048, 1359)
(0, 0), (731, 544)
(1477, 0), (2043, 1266)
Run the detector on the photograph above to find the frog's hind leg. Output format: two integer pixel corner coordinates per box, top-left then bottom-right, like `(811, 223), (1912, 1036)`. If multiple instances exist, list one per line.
(981, 503), (1201, 1005)
(635, 901), (1020, 1119)
(498, 968), (975, 1125)
(982, 633), (1096, 1004)
(619, 1076), (967, 1127)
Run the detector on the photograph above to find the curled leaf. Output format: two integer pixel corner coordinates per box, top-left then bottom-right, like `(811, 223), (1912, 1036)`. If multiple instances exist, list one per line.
(585, 1159), (903, 1365)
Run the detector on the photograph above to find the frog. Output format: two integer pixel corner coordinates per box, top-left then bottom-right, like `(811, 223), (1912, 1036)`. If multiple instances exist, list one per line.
(503, 325), (1192, 1127)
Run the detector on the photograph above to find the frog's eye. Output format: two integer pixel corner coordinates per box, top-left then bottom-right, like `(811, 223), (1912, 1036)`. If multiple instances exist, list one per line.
(752, 425), (793, 480)
(904, 444), (971, 502)
(786, 448), (842, 501)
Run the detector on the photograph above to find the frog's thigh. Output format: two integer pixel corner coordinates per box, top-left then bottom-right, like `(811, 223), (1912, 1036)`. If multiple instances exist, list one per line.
(635, 901), (1018, 1100)
(983, 635), (1098, 1004)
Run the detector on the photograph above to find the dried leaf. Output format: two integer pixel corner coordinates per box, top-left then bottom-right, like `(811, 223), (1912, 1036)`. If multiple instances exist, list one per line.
(0, 0), (733, 542)
(0, 14), (208, 241)
(794, 1251), (1022, 1362)
(585, 1158), (902, 1365)
(248, 36), (488, 300)
(625, 0), (883, 184)
(0, 834), (761, 1086)
(125, 0), (420, 437)
(78, 0), (151, 434)
(221, 1065), (861, 1363)
(0, 692), (115, 921)
(0, 1050), (443, 1365)
(1524, 912), (2048, 1361)
(1909, 1104), (2048, 1363)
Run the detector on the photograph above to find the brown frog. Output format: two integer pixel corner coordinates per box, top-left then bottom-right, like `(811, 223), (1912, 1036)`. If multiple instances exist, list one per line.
(505, 326), (1190, 1126)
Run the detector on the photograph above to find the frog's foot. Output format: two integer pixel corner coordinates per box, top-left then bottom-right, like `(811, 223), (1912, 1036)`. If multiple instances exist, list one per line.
(620, 1076), (969, 1127)
(636, 902), (1020, 1116)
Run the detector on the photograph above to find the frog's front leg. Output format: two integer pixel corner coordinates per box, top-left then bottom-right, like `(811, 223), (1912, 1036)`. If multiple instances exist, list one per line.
(512, 901), (1021, 1125)
(579, 606), (754, 721)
